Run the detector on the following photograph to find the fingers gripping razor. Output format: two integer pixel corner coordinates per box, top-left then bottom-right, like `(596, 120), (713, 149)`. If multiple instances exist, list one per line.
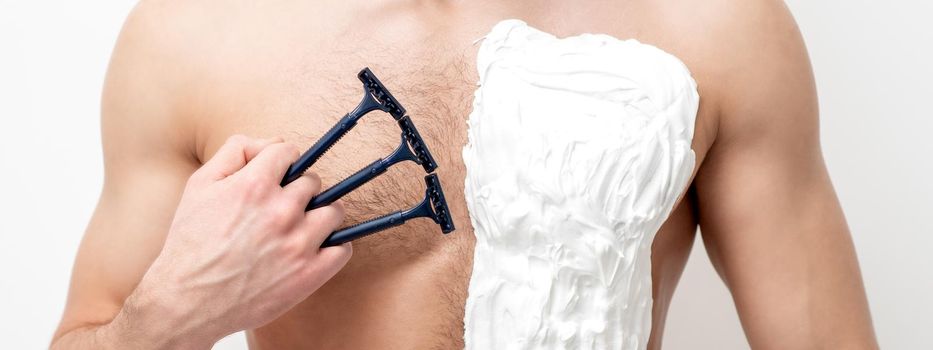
(280, 68), (455, 247)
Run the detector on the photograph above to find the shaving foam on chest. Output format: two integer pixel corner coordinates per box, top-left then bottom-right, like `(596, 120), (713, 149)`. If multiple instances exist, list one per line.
(461, 19), (699, 350)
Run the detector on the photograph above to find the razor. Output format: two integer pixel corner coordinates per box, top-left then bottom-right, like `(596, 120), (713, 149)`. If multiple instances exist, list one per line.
(321, 174), (455, 247)
(305, 115), (437, 210)
(281, 67), (407, 186)
(278, 67), (455, 246)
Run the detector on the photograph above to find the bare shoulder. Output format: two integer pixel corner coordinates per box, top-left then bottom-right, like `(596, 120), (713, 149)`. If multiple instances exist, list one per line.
(650, 0), (816, 138)
(116, 0), (320, 160)
(109, 0), (258, 160)
(104, 0), (214, 157)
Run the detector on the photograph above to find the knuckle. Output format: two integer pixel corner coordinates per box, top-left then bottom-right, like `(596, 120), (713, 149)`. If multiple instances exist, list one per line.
(280, 239), (305, 259)
(312, 245), (352, 270)
(295, 174), (321, 196)
(268, 201), (297, 225)
(284, 233), (313, 257)
(272, 143), (299, 159)
(238, 173), (271, 199)
(287, 144), (301, 160)
(330, 201), (346, 218)
(330, 244), (353, 262)
(304, 172), (322, 186)
(242, 171), (267, 187)
(266, 142), (285, 152)
(319, 202), (346, 223)
(339, 246), (353, 263)
(268, 142), (291, 153)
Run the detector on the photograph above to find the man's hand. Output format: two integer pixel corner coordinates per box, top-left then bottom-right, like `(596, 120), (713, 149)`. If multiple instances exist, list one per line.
(99, 135), (351, 349)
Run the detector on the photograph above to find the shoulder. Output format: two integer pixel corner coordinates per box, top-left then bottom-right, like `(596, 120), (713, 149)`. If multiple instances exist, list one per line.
(103, 0), (242, 161)
(645, 0), (817, 144)
(109, 0), (226, 94)
(647, 0), (806, 76)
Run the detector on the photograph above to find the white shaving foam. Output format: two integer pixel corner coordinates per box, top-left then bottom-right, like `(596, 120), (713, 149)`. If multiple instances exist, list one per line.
(462, 19), (699, 349)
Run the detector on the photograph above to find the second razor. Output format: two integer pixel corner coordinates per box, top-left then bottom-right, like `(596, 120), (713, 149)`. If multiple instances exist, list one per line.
(305, 116), (437, 210)
(321, 174), (455, 247)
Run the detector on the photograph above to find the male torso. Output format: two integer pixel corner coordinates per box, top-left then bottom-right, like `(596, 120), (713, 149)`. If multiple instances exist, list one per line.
(54, 0), (881, 348)
(171, 1), (716, 348)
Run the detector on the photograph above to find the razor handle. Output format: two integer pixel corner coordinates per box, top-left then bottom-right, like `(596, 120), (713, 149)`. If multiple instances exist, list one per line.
(280, 114), (357, 186)
(306, 158), (387, 211)
(321, 211), (405, 247)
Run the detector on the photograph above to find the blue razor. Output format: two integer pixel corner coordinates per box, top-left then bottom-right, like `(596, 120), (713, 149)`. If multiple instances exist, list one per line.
(280, 68), (407, 186)
(321, 174), (455, 247)
(305, 115), (437, 210)
(279, 67), (456, 247)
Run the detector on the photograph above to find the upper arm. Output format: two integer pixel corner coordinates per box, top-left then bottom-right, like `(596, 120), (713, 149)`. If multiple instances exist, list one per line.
(53, 2), (200, 341)
(693, 0), (877, 348)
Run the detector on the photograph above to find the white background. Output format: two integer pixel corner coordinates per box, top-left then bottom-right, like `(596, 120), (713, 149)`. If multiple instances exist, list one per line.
(1, 1), (930, 348)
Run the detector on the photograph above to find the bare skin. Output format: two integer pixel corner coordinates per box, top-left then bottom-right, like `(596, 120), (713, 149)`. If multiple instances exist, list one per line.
(53, 0), (878, 349)
(51, 134), (352, 349)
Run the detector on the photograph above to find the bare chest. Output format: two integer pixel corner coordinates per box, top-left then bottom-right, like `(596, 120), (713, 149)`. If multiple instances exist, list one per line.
(196, 36), (478, 267)
(194, 6), (713, 347)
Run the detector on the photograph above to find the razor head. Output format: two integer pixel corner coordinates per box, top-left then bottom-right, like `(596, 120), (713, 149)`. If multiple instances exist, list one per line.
(358, 67), (406, 120)
(424, 174), (455, 234)
(399, 116), (438, 173)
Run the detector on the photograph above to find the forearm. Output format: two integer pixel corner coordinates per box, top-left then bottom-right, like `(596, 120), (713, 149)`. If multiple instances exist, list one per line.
(51, 290), (215, 350)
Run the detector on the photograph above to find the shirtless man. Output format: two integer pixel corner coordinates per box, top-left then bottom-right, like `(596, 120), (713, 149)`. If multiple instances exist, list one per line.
(52, 0), (878, 349)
